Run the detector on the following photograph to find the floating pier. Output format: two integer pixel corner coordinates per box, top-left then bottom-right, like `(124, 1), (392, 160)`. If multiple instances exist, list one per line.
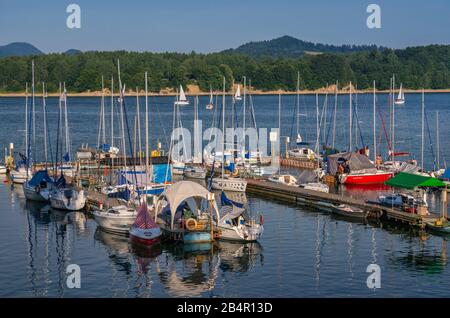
(245, 178), (440, 227)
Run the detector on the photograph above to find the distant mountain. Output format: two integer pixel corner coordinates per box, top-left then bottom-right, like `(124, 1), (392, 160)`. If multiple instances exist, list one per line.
(64, 49), (82, 55)
(223, 35), (386, 58)
(0, 42), (43, 57)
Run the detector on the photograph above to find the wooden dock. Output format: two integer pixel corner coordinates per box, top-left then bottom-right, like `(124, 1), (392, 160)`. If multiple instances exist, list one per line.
(280, 157), (316, 169)
(245, 178), (430, 227)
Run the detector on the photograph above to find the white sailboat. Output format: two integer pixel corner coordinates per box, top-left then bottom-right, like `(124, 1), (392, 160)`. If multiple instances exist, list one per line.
(174, 85), (189, 106)
(394, 83), (405, 105)
(234, 84), (242, 101)
(206, 87), (214, 110)
(211, 77), (247, 192)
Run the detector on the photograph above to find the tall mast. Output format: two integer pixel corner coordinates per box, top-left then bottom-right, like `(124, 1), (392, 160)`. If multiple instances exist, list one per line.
(316, 93), (319, 154)
(421, 89), (425, 171)
(242, 76), (246, 163)
(111, 76), (114, 147)
(31, 60), (36, 164)
(296, 71), (300, 137)
(278, 93), (281, 175)
(392, 75), (395, 163)
(349, 82), (352, 152)
(436, 111), (440, 170)
(118, 60), (127, 175)
(221, 76), (225, 189)
(332, 80), (338, 149)
(42, 82), (48, 164)
(373, 80), (376, 163)
(25, 82), (28, 157)
(136, 86), (142, 167)
(101, 75), (106, 145)
(145, 72), (149, 183)
(63, 82), (70, 161)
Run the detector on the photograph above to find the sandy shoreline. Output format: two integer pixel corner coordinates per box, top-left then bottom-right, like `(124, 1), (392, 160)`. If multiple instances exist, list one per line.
(1, 88), (449, 97)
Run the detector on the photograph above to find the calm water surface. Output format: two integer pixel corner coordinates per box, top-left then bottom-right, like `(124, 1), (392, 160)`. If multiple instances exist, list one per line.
(0, 94), (449, 297)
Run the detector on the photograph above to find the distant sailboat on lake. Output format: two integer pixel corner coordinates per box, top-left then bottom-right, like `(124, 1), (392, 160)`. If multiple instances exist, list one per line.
(175, 85), (189, 106)
(394, 83), (405, 105)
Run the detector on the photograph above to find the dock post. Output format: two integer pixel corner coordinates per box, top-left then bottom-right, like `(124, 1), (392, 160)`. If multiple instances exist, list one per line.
(442, 186), (448, 220)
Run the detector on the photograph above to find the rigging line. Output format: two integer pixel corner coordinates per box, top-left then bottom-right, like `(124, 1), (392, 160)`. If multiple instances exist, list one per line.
(424, 110), (437, 171)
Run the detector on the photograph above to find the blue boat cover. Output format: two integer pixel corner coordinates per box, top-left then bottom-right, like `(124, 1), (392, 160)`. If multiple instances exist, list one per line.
(442, 168), (450, 180)
(27, 170), (53, 187)
(221, 191), (244, 208)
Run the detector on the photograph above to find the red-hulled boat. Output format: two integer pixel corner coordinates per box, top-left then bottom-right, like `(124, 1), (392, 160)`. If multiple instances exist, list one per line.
(340, 171), (393, 185)
(129, 203), (161, 245)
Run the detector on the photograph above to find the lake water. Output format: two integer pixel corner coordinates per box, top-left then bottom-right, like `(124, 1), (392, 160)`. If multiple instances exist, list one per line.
(0, 94), (449, 297)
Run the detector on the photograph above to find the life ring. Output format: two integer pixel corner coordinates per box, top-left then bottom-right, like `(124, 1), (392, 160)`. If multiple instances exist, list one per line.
(185, 218), (197, 231)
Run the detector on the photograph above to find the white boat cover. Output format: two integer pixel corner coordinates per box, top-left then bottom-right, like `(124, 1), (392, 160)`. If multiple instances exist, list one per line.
(155, 181), (220, 229)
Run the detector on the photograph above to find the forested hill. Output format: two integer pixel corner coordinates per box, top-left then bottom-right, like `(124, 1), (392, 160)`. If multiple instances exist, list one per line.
(222, 35), (385, 58)
(0, 44), (449, 93)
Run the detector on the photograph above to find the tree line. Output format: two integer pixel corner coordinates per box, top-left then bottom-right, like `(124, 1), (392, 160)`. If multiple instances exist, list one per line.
(0, 45), (449, 93)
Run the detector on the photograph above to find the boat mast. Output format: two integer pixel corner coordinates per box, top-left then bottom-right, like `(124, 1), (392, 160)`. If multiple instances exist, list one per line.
(373, 80), (376, 162)
(24, 82), (28, 158)
(316, 93), (320, 170)
(436, 111), (440, 170)
(32, 60), (36, 164)
(349, 82), (352, 152)
(42, 82), (48, 164)
(136, 86), (142, 167)
(221, 76), (225, 190)
(117, 60), (128, 176)
(111, 76), (114, 147)
(102, 76), (106, 145)
(392, 75), (395, 163)
(278, 93), (281, 175)
(332, 80), (338, 150)
(242, 76), (246, 163)
(145, 72), (149, 184)
(296, 72), (300, 139)
(421, 89), (425, 171)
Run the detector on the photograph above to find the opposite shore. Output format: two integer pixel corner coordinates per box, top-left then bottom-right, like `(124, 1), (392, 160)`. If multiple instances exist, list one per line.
(1, 87), (450, 97)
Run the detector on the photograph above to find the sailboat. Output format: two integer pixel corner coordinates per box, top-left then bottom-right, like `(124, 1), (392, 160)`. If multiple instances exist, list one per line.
(234, 84), (242, 101)
(206, 87), (214, 110)
(11, 82), (33, 184)
(174, 85), (189, 106)
(211, 77), (247, 192)
(49, 83), (86, 211)
(129, 202), (161, 245)
(394, 83), (405, 105)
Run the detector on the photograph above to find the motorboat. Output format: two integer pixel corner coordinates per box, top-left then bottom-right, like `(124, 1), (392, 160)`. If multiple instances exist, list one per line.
(376, 192), (429, 215)
(129, 203), (161, 245)
(93, 205), (137, 234)
(49, 187), (86, 211)
(0, 164), (6, 174)
(217, 192), (263, 242)
(299, 182), (329, 193)
(288, 147), (317, 160)
(183, 165), (206, 179)
(268, 174), (298, 186)
(332, 204), (368, 220)
(172, 160), (186, 175)
(211, 176), (247, 192)
(10, 166), (32, 184)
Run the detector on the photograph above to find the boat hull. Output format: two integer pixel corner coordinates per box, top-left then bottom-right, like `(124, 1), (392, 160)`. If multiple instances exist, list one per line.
(342, 172), (392, 185)
(211, 178), (247, 192)
(93, 213), (136, 234)
(218, 225), (262, 242)
(23, 183), (49, 202)
(50, 189), (86, 211)
(129, 227), (161, 245)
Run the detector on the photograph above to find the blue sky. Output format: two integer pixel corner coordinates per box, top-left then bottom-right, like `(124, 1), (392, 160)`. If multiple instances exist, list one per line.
(1, 0), (449, 53)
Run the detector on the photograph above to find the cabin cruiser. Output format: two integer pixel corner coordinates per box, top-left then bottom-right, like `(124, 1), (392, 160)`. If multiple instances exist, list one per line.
(268, 174), (298, 186)
(183, 165), (206, 179)
(376, 192), (429, 215)
(93, 205), (138, 234)
(288, 147), (317, 160)
(10, 166), (33, 184)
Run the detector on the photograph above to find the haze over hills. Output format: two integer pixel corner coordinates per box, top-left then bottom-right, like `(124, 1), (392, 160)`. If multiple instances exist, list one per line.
(0, 42), (43, 57)
(222, 35), (386, 58)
